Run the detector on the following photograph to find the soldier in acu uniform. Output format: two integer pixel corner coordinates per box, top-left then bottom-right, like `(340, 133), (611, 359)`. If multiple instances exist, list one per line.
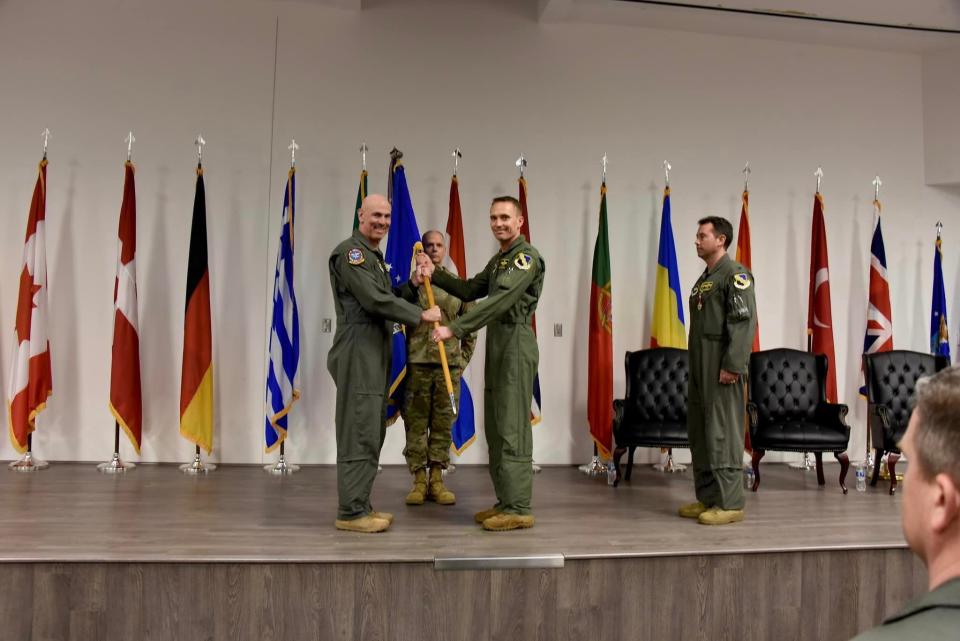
(402, 230), (477, 506)
(680, 216), (757, 526)
(415, 196), (544, 531)
(327, 194), (440, 533)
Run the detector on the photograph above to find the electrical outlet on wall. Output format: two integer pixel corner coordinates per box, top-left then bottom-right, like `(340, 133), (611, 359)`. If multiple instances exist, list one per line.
(322, 318), (332, 333)
(553, 323), (562, 337)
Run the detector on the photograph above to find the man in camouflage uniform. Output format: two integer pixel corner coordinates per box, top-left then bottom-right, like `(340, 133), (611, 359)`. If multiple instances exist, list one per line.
(403, 230), (477, 506)
(327, 194), (440, 533)
(681, 216), (757, 526)
(415, 196), (545, 531)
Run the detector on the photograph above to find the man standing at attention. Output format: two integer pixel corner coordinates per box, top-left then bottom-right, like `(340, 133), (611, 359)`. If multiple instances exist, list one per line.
(851, 366), (960, 640)
(328, 194), (440, 533)
(681, 216), (757, 526)
(403, 230), (477, 506)
(415, 196), (544, 531)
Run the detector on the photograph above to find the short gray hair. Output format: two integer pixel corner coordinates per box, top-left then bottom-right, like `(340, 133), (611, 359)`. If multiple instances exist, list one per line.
(912, 366), (960, 484)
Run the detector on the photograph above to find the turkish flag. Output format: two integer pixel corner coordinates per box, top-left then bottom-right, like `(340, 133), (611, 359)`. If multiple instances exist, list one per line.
(807, 192), (838, 403)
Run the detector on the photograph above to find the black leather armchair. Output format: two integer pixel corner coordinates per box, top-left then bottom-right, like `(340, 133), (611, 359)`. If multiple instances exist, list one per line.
(863, 350), (949, 494)
(747, 348), (851, 493)
(611, 347), (688, 486)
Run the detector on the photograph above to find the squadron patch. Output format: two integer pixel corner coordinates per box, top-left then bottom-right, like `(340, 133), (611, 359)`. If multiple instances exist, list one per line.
(733, 273), (752, 290)
(347, 248), (365, 265)
(514, 253), (533, 271)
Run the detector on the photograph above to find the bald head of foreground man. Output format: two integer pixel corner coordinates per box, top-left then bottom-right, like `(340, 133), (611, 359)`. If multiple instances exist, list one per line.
(327, 193), (439, 534)
(357, 194), (392, 247)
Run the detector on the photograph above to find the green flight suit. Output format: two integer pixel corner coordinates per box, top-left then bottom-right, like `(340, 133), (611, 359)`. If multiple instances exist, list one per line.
(686, 253), (757, 511)
(403, 267), (477, 472)
(327, 230), (423, 521)
(850, 577), (960, 640)
(431, 237), (545, 516)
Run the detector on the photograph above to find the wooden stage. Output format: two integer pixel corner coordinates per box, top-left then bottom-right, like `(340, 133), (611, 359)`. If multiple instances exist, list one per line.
(0, 462), (925, 641)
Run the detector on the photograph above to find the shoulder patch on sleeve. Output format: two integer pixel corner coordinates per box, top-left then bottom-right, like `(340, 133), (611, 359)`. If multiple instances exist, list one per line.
(514, 253), (533, 271)
(347, 248), (365, 265)
(732, 273), (752, 290)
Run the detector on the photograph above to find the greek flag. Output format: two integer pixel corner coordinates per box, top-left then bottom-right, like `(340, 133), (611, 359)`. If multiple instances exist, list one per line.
(264, 168), (301, 452)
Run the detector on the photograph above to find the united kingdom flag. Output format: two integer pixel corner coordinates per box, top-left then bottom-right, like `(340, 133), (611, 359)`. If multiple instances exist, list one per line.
(860, 198), (893, 395)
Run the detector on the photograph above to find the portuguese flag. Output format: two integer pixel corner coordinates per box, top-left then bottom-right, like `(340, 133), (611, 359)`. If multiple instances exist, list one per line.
(588, 182), (613, 458)
(352, 168), (368, 230)
(179, 166), (214, 454)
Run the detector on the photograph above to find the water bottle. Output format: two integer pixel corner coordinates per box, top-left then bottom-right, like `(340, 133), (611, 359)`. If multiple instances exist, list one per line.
(743, 466), (755, 490)
(856, 463), (867, 492)
(606, 461), (617, 486)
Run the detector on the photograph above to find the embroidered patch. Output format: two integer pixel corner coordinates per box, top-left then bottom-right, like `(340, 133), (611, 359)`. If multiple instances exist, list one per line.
(691, 285), (700, 296)
(699, 281), (714, 293)
(514, 253), (533, 271)
(499, 258), (510, 269)
(347, 248), (365, 265)
(733, 273), (752, 290)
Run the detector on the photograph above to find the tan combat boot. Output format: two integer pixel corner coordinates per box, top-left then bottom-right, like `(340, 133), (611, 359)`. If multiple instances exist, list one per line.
(371, 512), (394, 525)
(334, 514), (391, 533)
(697, 507), (745, 525)
(427, 467), (456, 505)
(678, 501), (709, 519)
(482, 513), (535, 531)
(474, 506), (502, 523)
(405, 469), (427, 505)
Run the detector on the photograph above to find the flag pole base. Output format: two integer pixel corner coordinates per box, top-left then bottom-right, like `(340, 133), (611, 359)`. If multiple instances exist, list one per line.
(653, 452), (686, 473)
(264, 454), (299, 475)
(97, 452), (135, 474)
(532, 461), (542, 474)
(442, 464), (455, 477)
(8, 451), (49, 472)
(580, 456), (607, 478)
(789, 452), (814, 471)
(180, 453), (216, 475)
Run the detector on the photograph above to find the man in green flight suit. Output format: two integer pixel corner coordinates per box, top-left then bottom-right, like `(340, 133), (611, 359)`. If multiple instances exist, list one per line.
(850, 365), (960, 640)
(403, 230), (477, 506)
(681, 216), (757, 526)
(414, 196), (545, 531)
(328, 194), (440, 533)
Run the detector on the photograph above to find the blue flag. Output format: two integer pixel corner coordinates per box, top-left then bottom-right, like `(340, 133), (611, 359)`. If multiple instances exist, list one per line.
(264, 169), (301, 451)
(385, 160), (421, 422)
(932, 232), (950, 362)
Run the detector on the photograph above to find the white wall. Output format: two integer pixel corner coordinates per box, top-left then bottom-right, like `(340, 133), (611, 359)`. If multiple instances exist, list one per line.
(922, 47), (960, 186)
(1, 0), (957, 465)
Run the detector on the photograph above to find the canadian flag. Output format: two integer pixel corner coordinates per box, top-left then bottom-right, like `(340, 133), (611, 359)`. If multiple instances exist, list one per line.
(7, 160), (53, 452)
(109, 162), (142, 452)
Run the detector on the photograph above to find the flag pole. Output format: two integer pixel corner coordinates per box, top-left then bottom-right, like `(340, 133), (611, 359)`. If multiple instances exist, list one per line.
(794, 166), (825, 473)
(10, 135), (53, 472)
(265, 141), (302, 476)
(863, 175), (883, 470)
(99, 134), (139, 474)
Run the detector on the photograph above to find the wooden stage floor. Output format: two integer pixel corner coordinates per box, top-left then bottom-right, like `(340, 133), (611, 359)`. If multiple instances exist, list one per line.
(0, 461), (907, 563)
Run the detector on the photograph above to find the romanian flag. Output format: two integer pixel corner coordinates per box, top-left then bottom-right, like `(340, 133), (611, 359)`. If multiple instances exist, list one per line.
(179, 166), (214, 454)
(352, 168), (367, 231)
(445, 175), (476, 454)
(932, 229), (950, 362)
(109, 161), (143, 452)
(7, 159), (53, 453)
(588, 182), (613, 458)
(650, 187), (686, 348)
(807, 192), (838, 403)
(518, 176), (542, 425)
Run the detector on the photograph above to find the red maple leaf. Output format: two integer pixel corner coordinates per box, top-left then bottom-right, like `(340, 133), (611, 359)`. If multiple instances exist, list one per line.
(15, 266), (41, 344)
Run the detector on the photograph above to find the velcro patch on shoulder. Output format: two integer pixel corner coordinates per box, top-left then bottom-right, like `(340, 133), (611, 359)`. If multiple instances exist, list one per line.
(732, 273), (752, 290)
(514, 253), (533, 271)
(347, 248), (365, 265)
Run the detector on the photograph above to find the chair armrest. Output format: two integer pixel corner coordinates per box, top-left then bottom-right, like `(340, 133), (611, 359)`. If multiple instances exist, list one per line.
(875, 404), (892, 430)
(746, 402), (759, 429)
(815, 402), (850, 432)
(612, 399), (625, 441)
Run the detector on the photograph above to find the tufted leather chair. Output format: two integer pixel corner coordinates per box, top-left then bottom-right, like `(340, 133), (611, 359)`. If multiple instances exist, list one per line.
(611, 347), (688, 486)
(747, 348), (851, 493)
(863, 350), (949, 494)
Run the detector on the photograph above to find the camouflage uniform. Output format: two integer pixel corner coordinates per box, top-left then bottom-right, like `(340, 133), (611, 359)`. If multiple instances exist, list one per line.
(687, 254), (757, 511)
(403, 266), (476, 472)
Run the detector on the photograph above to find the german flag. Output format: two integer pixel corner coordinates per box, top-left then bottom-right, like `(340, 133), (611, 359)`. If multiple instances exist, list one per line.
(179, 166), (213, 454)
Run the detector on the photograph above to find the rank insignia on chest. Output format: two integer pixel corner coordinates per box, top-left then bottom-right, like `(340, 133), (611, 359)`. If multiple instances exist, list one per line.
(699, 281), (714, 293)
(514, 253), (533, 270)
(499, 258), (510, 269)
(347, 248), (365, 265)
(733, 273), (752, 290)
